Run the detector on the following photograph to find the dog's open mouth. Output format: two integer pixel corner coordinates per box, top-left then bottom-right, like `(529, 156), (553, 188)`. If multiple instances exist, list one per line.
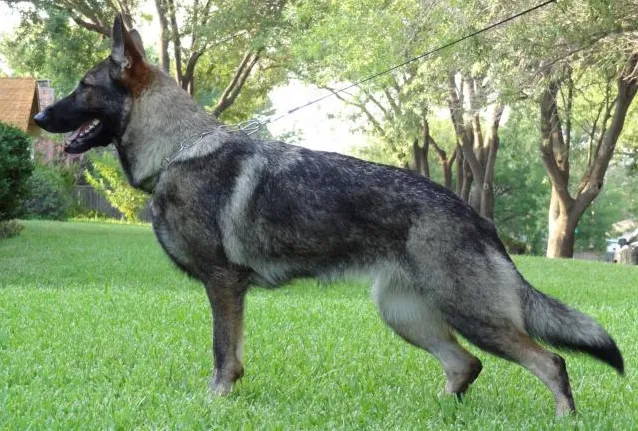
(65, 119), (107, 154)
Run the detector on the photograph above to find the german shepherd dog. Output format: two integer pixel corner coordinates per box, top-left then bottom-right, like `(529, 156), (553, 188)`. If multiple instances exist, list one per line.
(34, 15), (623, 416)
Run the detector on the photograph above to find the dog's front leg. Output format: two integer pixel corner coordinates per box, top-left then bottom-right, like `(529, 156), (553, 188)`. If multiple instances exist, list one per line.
(204, 274), (248, 396)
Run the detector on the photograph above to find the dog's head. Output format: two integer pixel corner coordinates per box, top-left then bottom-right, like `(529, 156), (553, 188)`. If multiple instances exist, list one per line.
(34, 15), (152, 154)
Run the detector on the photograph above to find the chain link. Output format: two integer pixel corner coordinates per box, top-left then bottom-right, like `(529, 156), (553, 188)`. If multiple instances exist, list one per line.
(219, 118), (263, 136)
(160, 119), (265, 171)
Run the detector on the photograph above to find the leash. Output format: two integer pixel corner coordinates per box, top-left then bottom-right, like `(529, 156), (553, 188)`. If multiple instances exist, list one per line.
(226, 0), (557, 135)
(159, 0), (557, 171)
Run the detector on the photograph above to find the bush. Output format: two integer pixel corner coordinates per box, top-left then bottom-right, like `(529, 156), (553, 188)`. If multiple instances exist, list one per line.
(23, 164), (73, 220)
(500, 234), (529, 255)
(0, 220), (24, 239)
(0, 122), (34, 222)
(85, 151), (148, 221)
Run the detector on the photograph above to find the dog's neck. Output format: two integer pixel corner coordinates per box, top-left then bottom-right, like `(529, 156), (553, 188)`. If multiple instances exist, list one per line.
(117, 69), (221, 193)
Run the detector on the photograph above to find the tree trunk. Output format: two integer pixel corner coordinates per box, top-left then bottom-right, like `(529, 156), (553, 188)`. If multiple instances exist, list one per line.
(442, 151), (454, 190)
(412, 138), (422, 174)
(166, 0), (183, 85)
(479, 103), (504, 220)
(431, 138), (455, 190)
(461, 160), (472, 202)
(154, 0), (171, 73)
(546, 212), (576, 258)
(421, 116), (430, 178)
(411, 138), (430, 177)
(447, 72), (502, 216)
(469, 183), (482, 212)
(455, 148), (463, 196)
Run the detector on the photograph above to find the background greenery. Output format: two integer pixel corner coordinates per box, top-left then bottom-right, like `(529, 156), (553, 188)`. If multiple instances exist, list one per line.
(2, 0), (637, 254)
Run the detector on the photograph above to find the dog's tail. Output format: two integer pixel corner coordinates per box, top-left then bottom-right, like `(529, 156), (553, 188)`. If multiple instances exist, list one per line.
(521, 280), (624, 374)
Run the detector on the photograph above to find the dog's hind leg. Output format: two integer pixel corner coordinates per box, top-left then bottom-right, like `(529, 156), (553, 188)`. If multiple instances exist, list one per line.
(204, 268), (250, 396)
(451, 320), (576, 416)
(374, 280), (482, 397)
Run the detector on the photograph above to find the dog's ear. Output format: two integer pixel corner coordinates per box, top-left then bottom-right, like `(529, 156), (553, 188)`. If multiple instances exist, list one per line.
(129, 29), (146, 58)
(110, 14), (153, 96)
(111, 14), (145, 68)
(111, 14), (128, 68)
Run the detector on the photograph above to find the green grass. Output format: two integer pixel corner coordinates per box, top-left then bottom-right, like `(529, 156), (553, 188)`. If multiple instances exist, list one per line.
(1, 220), (637, 430)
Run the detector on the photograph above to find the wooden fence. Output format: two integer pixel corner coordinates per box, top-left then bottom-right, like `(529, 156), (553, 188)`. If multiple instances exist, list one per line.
(73, 185), (152, 222)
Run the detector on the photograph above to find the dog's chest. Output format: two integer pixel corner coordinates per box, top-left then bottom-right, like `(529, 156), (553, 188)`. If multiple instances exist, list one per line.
(150, 193), (230, 279)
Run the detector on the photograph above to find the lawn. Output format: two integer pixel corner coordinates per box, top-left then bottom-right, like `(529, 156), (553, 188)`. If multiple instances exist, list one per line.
(1, 220), (637, 430)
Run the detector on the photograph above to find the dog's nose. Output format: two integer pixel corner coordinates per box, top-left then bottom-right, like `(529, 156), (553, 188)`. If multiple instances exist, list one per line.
(33, 111), (47, 127)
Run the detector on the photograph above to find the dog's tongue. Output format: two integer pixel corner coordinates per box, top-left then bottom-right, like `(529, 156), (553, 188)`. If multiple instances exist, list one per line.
(66, 121), (92, 143)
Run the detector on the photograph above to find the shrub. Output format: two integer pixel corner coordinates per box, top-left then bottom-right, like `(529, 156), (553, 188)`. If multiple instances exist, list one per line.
(85, 151), (148, 221)
(0, 122), (34, 222)
(0, 220), (24, 239)
(500, 234), (529, 255)
(23, 164), (73, 220)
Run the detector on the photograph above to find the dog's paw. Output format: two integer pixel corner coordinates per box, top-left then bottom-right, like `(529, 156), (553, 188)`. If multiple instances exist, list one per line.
(209, 375), (233, 396)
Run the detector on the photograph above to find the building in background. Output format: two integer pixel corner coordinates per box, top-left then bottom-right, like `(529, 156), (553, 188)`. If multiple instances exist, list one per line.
(0, 77), (41, 137)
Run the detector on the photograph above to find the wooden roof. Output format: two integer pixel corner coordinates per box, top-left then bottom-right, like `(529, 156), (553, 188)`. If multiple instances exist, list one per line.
(0, 78), (39, 133)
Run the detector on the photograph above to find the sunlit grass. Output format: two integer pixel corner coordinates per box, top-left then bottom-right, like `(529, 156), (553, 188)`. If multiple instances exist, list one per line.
(1, 220), (636, 429)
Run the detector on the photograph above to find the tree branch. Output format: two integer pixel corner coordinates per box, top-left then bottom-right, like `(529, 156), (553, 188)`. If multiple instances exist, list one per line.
(154, 0), (171, 72)
(70, 15), (110, 36)
(167, 0), (183, 84)
(360, 89), (391, 119)
(321, 85), (386, 137)
(539, 81), (573, 206)
(447, 73), (484, 185)
(212, 49), (263, 117)
(572, 52), (638, 217)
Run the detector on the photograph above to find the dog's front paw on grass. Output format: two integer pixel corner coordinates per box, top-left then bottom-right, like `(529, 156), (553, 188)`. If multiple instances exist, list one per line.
(209, 374), (233, 396)
(209, 380), (233, 396)
(209, 371), (242, 397)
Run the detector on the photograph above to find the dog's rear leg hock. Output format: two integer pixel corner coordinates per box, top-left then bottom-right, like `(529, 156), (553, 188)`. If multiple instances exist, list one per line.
(375, 288), (482, 398)
(205, 278), (248, 396)
(485, 330), (576, 416)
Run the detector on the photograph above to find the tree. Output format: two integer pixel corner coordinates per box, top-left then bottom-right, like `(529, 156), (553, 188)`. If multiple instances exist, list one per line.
(3, 0), (289, 118)
(497, 0), (638, 257)
(539, 59), (638, 257)
(446, 73), (504, 218)
(22, 164), (73, 220)
(286, 0), (517, 219)
(0, 8), (109, 96)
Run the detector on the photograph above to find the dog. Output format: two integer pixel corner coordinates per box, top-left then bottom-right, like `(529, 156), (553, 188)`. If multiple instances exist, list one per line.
(34, 15), (623, 417)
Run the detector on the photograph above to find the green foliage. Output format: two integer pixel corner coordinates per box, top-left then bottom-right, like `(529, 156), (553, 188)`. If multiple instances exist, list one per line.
(85, 152), (149, 221)
(22, 164), (73, 220)
(494, 104), (638, 254)
(0, 122), (34, 223)
(0, 9), (109, 96)
(494, 109), (550, 255)
(0, 220), (24, 239)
